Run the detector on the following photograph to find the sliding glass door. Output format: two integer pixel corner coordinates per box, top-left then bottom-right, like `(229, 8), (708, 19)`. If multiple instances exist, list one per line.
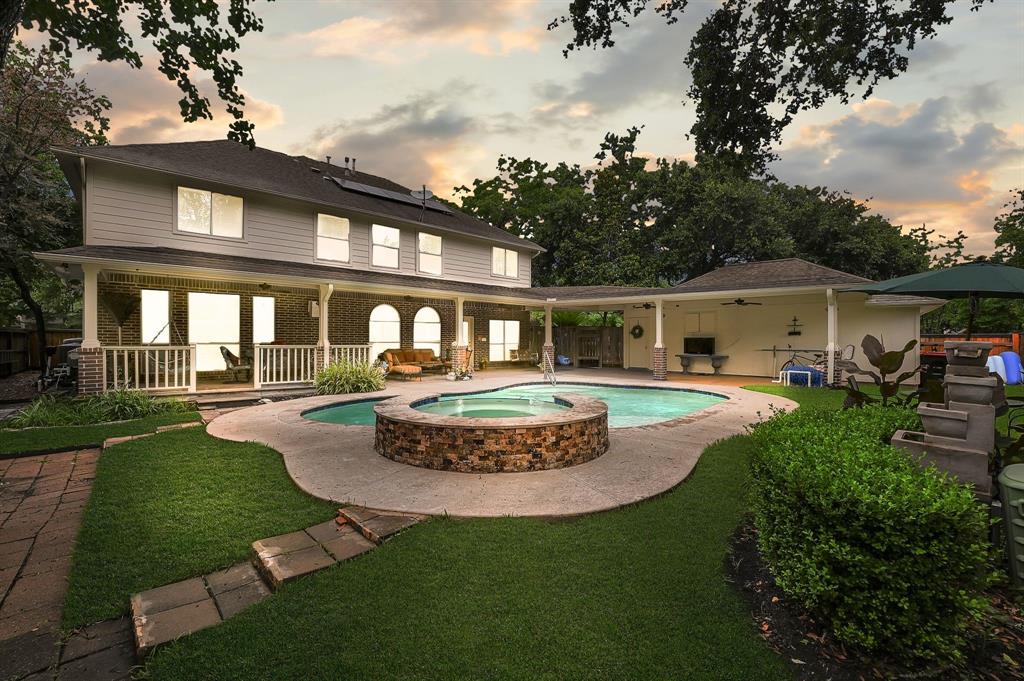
(188, 292), (240, 371)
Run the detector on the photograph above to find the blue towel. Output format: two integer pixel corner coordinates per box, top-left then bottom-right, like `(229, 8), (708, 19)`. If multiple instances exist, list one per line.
(1000, 351), (1022, 385)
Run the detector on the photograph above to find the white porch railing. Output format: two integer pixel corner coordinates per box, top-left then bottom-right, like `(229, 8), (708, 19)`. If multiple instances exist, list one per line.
(329, 344), (373, 365)
(252, 344), (376, 389)
(104, 345), (197, 393)
(254, 344), (317, 388)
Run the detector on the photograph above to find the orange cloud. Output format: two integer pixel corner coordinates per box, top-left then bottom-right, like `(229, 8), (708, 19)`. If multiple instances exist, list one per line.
(299, 0), (545, 62)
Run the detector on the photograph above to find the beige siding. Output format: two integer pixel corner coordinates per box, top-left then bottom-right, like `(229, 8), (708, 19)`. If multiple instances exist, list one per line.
(85, 162), (532, 287)
(654, 293), (922, 378)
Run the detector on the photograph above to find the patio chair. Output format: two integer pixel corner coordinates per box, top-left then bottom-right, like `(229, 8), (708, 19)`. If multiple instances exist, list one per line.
(220, 346), (252, 383)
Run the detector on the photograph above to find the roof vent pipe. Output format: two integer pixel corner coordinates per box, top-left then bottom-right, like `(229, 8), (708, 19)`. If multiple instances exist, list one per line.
(351, 158), (357, 174)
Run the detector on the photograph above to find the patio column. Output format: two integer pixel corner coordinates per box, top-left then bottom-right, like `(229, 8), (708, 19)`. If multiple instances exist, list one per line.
(78, 263), (104, 395)
(826, 288), (838, 385)
(317, 283), (333, 371)
(452, 296), (468, 373)
(542, 304), (555, 369)
(653, 298), (667, 380)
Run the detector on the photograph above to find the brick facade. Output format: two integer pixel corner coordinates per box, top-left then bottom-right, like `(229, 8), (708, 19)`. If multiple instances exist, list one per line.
(652, 346), (667, 380)
(463, 301), (532, 369)
(77, 347), (104, 395)
(94, 272), (531, 378)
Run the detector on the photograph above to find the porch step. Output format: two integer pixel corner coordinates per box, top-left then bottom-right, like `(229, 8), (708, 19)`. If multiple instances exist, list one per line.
(191, 386), (315, 409)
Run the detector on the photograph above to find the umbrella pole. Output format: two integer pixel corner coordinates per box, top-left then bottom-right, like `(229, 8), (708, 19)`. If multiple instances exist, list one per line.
(965, 293), (978, 341)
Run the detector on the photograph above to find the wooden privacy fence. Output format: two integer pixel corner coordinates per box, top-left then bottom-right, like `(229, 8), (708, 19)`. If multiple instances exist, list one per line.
(529, 326), (623, 367)
(920, 333), (1021, 356)
(0, 328), (81, 376)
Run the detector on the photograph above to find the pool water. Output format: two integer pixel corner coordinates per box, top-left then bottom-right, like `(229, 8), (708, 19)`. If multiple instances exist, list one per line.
(416, 397), (568, 419)
(304, 383), (725, 428)
(305, 398), (382, 426)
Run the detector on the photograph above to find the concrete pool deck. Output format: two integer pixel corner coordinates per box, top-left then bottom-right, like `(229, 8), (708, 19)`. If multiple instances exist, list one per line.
(207, 369), (798, 517)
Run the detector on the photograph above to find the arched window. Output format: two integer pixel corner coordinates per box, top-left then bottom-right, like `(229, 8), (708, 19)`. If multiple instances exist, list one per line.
(413, 307), (441, 356)
(369, 304), (401, 360)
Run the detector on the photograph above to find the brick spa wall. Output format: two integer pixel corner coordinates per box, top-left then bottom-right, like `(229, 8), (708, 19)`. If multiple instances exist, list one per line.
(374, 393), (609, 473)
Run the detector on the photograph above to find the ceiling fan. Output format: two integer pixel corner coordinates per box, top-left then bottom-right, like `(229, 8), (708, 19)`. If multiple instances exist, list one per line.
(721, 298), (762, 306)
(632, 303), (655, 310)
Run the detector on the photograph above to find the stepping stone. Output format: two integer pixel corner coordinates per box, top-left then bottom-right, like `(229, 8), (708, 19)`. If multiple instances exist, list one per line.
(212, 579), (270, 619)
(338, 506), (379, 525)
(56, 641), (136, 680)
(133, 599), (221, 655)
(305, 519), (351, 544)
(322, 531), (375, 562)
(205, 562), (261, 595)
(62, 617), (133, 663)
(251, 530), (317, 560)
(258, 546), (335, 590)
(130, 577), (207, 616)
(357, 514), (419, 544)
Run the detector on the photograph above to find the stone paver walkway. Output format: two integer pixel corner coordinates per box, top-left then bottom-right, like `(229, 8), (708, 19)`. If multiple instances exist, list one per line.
(0, 449), (139, 680)
(129, 507), (416, 655)
(209, 369), (798, 517)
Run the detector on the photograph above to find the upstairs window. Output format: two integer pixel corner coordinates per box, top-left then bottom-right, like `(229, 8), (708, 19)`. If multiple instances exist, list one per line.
(372, 224), (400, 268)
(417, 232), (442, 275)
(316, 214), (350, 262)
(176, 187), (243, 238)
(491, 247), (519, 278)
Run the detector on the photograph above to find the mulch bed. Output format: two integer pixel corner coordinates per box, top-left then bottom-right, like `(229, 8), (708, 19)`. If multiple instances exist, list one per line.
(0, 370), (38, 403)
(726, 520), (1024, 681)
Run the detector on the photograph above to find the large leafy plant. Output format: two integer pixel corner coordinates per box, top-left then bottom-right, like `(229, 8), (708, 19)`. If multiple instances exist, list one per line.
(835, 335), (927, 408)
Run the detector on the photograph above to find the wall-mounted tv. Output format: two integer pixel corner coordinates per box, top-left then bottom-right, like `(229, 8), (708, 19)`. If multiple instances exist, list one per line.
(683, 337), (715, 355)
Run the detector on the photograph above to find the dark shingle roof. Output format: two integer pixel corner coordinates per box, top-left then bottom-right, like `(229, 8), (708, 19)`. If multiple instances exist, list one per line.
(53, 140), (542, 252)
(672, 258), (872, 293)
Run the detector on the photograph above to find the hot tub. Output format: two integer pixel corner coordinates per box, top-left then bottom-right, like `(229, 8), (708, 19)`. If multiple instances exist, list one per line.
(373, 392), (609, 473)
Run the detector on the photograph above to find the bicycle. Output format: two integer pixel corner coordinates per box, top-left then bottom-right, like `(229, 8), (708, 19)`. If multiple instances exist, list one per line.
(777, 344), (854, 372)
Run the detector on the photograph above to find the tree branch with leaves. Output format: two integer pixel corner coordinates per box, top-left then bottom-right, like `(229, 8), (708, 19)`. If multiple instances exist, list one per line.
(550, 0), (992, 175)
(4, 0), (269, 146)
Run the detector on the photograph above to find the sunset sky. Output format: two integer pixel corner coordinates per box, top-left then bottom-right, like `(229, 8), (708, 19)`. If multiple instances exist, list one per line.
(30, 0), (1024, 253)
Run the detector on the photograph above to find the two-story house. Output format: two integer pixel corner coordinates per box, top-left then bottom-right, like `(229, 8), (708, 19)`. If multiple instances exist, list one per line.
(37, 140), (942, 395)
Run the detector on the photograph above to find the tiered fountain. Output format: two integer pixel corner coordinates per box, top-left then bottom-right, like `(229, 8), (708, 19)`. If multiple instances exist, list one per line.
(891, 341), (1004, 501)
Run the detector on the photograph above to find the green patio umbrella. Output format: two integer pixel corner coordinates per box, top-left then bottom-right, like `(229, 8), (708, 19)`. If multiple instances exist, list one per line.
(853, 259), (1024, 339)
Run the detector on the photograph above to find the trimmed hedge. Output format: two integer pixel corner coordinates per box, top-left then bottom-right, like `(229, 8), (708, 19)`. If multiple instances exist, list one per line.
(749, 405), (991, 662)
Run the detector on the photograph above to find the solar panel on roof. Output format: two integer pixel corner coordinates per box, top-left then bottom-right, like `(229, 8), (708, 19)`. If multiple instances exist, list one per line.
(326, 176), (453, 215)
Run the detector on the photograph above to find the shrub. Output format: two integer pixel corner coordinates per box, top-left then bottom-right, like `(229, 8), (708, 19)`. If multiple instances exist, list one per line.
(4, 390), (194, 429)
(749, 405), (991, 662)
(314, 361), (386, 395)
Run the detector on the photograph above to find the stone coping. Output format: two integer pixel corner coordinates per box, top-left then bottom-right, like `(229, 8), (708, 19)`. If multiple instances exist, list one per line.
(207, 369), (797, 517)
(373, 391), (608, 429)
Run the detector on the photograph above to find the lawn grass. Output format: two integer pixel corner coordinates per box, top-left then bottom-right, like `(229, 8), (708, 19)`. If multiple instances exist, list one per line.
(0, 411), (201, 457)
(62, 427), (335, 628)
(142, 433), (790, 681)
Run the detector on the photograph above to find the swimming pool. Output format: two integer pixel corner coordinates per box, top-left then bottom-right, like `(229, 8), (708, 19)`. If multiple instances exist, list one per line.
(304, 383), (726, 428)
